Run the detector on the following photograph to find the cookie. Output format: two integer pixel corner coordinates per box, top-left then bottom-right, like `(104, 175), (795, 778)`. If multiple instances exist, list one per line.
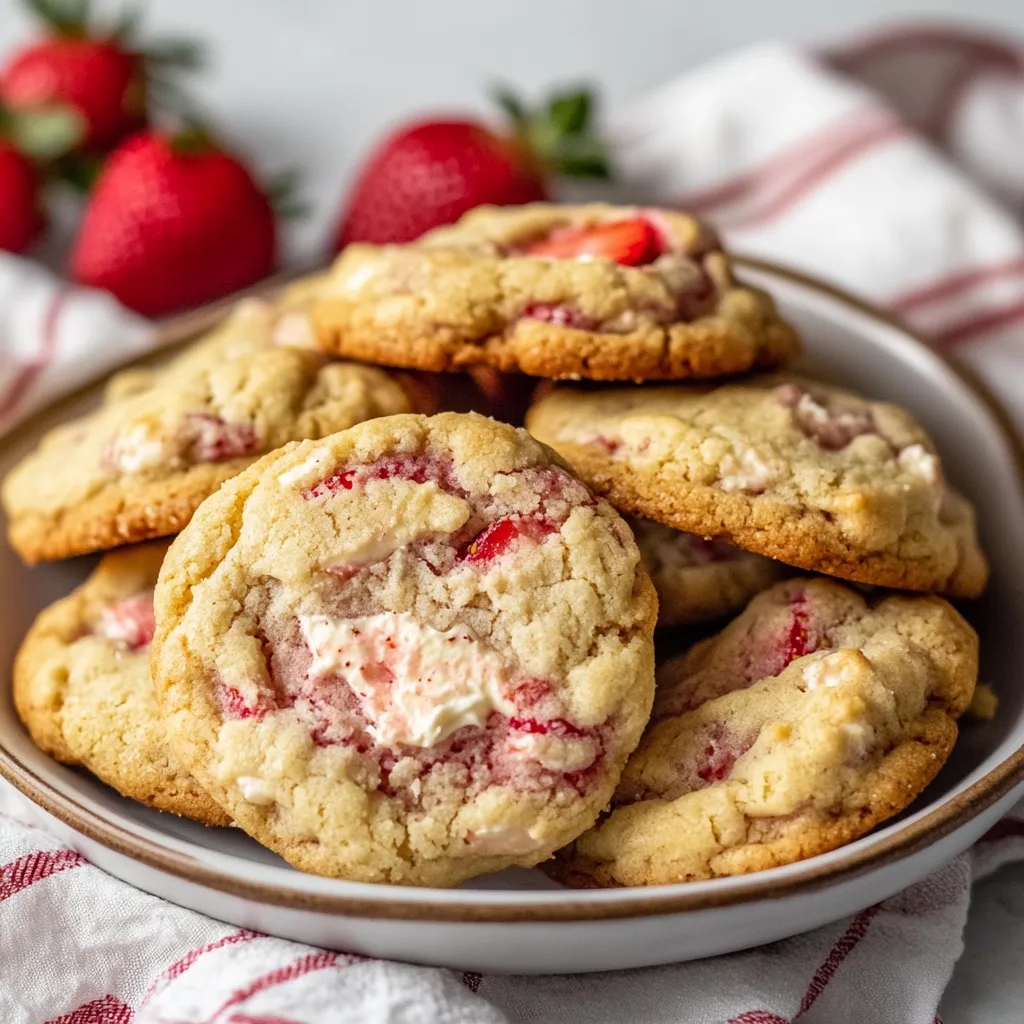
(104, 278), (330, 408)
(526, 376), (988, 597)
(551, 578), (978, 887)
(13, 542), (228, 825)
(151, 412), (657, 886)
(629, 517), (786, 627)
(313, 202), (799, 381)
(3, 297), (414, 563)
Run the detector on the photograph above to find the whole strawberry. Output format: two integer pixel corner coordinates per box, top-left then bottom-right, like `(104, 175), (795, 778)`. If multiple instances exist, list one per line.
(71, 129), (277, 316)
(1, 0), (201, 154)
(0, 140), (42, 252)
(333, 86), (609, 249)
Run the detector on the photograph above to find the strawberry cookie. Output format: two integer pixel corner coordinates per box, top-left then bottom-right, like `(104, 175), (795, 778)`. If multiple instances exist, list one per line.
(526, 376), (988, 596)
(552, 578), (978, 887)
(2, 297), (414, 563)
(630, 518), (786, 626)
(14, 543), (228, 824)
(151, 412), (657, 886)
(313, 203), (799, 381)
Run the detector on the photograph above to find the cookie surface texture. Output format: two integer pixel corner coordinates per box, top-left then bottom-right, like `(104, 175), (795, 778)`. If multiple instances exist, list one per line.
(313, 203), (799, 381)
(629, 517), (786, 626)
(14, 542), (229, 825)
(551, 578), (978, 887)
(526, 376), (988, 596)
(152, 412), (657, 886)
(3, 296), (413, 562)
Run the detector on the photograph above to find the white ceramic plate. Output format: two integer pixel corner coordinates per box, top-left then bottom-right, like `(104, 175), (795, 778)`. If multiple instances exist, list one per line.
(1, 261), (1022, 975)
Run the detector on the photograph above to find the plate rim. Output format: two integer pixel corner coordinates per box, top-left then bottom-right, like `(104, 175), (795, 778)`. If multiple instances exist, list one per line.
(1, 257), (1022, 924)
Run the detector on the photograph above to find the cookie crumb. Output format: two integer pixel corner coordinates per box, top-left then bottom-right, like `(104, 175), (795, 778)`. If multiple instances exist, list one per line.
(968, 683), (999, 720)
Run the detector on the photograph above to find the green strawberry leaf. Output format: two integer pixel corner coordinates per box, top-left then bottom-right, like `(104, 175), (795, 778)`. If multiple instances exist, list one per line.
(23, 0), (90, 35)
(551, 152), (611, 180)
(491, 82), (612, 183)
(546, 133), (612, 179)
(6, 104), (85, 161)
(545, 89), (592, 137)
(167, 122), (214, 155)
(492, 85), (529, 129)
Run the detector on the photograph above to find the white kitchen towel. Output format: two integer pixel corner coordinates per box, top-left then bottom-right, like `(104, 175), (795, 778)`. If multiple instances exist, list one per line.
(2, 23), (1024, 1024)
(0, 252), (154, 436)
(614, 34), (1024, 428)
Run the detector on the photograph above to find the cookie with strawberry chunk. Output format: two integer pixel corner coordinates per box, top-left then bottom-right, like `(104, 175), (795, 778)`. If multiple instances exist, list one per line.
(550, 578), (978, 887)
(152, 412), (657, 886)
(14, 542), (228, 825)
(629, 517), (787, 627)
(313, 203), (798, 381)
(2, 295), (416, 563)
(526, 376), (988, 597)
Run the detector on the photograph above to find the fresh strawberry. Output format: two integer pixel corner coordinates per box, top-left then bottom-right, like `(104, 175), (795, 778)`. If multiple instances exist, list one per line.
(0, 140), (42, 252)
(70, 129), (277, 316)
(0, 0), (202, 154)
(525, 217), (663, 266)
(333, 86), (610, 248)
(2, 38), (142, 152)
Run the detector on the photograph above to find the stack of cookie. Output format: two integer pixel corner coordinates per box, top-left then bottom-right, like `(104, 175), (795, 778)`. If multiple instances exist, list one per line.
(6, 203), (988, 890)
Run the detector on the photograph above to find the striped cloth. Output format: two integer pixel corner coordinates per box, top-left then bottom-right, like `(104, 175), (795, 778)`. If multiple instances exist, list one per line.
(2, 23), (1024, 1024)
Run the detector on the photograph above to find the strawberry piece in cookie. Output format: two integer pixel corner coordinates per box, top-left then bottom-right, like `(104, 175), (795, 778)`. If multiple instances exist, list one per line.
(460, 515), (558, 565)
(776, 382), (878, 451)
(186, 414), (259, 463)
(525, 217), (664, 266)
(520, 303), (599, 331)
(1, 294), (414, 564)
(527, 375), (988, 597)
(151, 412), (657, 886)
(654, 582), (827, 719)
(694, 723), (755, 786)
(96, 592), (156, 651)
(313, 202), (799, 381)
(13, 542), (229, 826)
(106, 414), (260, 475)
(551, 578), (978, 887)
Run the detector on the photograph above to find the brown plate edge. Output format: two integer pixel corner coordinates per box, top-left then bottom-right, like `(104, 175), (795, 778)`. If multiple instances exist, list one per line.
(0, 256), (1021, 924)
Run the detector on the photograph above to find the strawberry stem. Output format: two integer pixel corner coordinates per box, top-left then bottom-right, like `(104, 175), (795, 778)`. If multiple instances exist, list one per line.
(166, 122), (213, 155)
(546, 89), (593, 136)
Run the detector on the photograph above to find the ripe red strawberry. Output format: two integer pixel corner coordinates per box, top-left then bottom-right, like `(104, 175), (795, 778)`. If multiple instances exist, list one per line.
(0, 140), (43, 252)
(70, 129), (277, 316)
(525, 217), (664, 266)
(0, 0), (202, 154)
(334, 86), (609, 249)
(2, 38), (142, 152)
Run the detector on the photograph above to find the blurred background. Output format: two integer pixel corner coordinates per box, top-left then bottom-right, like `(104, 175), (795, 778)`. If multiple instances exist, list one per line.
(3, 0), (1023, 264)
